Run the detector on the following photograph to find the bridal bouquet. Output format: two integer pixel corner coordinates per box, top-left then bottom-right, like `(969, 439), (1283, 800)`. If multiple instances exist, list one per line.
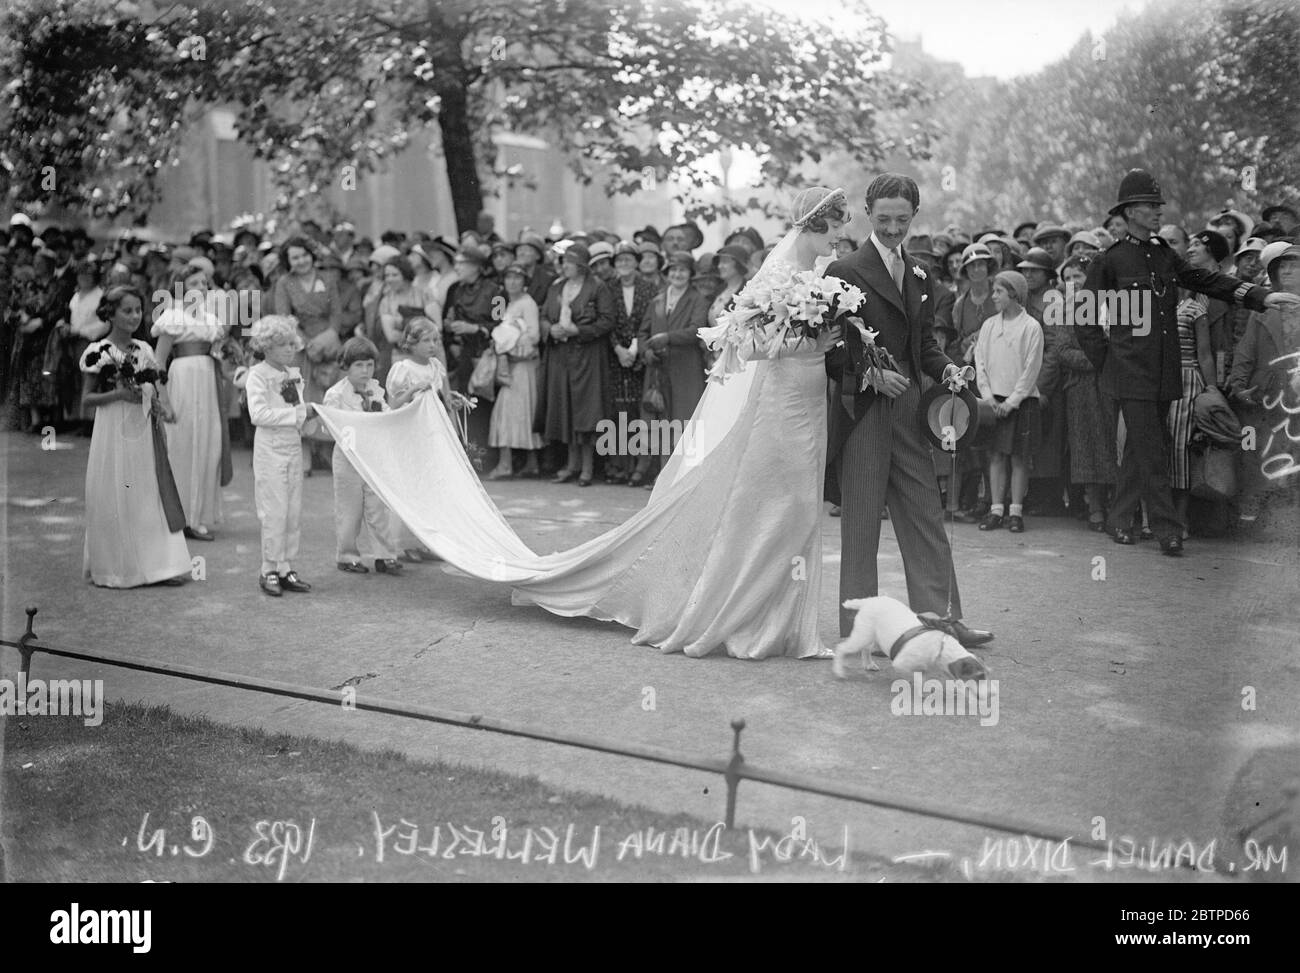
(700, 263), (866, 381)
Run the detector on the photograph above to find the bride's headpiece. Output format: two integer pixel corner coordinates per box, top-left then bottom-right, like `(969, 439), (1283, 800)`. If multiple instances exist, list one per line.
(792, 187), (847, 229)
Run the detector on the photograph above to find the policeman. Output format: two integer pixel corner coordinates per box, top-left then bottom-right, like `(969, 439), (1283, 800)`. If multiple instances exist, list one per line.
(1075, 169), (1300, 555)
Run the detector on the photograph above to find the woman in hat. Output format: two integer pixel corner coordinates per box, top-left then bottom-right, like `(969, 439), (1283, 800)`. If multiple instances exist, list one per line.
(486, 263), (544, 480)
(1166, 230), (1230, 530)
(324, 251), (364, 339)
(723, 227), (764, 256)
(514, 234), (554, 307)
(365, 257), (425, 388)
(637, 241), (665, 283)
(444, 243), (504, 453)
(1055, 255), (1117, 531)
(603, 241), (658, 484)
(407, 242), (449, 323)
(539, 243), (615, 486)
(691, 251), (722, 306)
(273, 236), (344, 470)
(488, 240), (515, 282)
(152, 259), (230, 540)
(633, 250), (708, 487)
(705, 245), (751, 365)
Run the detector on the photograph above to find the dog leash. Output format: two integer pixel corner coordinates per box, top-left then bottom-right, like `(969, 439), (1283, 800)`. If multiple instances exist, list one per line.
(941, 365), (975, 621)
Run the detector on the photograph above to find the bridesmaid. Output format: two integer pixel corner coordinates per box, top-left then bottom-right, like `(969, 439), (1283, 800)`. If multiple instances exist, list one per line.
(152, 259), (229, 541)
(273, 236), (344, 471)
(80, 286), (191, 588)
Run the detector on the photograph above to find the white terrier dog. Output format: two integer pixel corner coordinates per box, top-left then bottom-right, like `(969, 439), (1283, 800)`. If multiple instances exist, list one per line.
(833, 596), (989, 681)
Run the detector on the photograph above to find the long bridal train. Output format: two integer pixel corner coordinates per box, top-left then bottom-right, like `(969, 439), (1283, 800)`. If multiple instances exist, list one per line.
(315, 350), (831, 660)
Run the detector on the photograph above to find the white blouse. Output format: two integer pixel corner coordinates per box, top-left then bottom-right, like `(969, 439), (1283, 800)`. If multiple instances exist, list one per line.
(975, 309), (1044, 407)
(386, 357), (447, 402)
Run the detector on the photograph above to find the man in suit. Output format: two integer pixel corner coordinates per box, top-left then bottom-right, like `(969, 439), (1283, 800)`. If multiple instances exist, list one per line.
(825, 173), (993, 647)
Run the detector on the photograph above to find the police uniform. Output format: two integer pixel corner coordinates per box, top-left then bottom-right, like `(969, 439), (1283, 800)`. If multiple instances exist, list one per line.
(1075, 169), (1269, 547)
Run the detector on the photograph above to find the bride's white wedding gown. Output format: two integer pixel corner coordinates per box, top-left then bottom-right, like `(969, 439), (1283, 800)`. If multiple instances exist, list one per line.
(316, 314), (830, 661)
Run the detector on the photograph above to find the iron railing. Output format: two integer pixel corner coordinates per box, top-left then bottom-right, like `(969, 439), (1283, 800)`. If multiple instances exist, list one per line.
(4, 604), (1129, 869)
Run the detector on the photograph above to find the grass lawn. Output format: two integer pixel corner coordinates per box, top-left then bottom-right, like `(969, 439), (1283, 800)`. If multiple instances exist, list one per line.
(2, 702), (962, 882)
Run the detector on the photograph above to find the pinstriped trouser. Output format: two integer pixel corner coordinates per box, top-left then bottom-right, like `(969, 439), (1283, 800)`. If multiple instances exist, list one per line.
(836, 365), (963, 636)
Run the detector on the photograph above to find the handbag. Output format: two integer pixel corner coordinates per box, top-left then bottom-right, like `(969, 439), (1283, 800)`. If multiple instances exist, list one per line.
(641, 364), (666, 415)
(1189, 443), (1238, 502)
(494, 353), (512, 388)
(468, 348), (498, 401)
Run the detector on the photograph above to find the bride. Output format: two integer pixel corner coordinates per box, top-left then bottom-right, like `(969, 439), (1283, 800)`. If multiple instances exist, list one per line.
(317, 187), (850, 660)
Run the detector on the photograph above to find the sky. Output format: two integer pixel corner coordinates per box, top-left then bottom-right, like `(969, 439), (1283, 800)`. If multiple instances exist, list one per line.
(759, 0), (1152, 79)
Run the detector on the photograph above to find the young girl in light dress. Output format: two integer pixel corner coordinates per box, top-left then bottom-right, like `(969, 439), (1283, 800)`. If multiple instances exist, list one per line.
(385, 316), (473, 561)
(80, 286), (192, 588)
(152, 260), (229, 541)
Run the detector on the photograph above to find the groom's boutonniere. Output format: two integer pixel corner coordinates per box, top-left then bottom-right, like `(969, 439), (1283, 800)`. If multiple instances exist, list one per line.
(912, 265), (927, 280)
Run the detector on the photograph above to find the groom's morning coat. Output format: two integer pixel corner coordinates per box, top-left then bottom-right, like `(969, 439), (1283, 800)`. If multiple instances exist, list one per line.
(824, 241), (955, 465)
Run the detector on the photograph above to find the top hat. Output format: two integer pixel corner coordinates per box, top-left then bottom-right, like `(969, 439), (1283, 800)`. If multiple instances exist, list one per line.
(1109, 169), (1166, 217)
(918, 382), (997, 452)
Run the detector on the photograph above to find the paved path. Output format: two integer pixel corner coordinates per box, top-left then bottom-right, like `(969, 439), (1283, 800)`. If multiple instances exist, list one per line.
(4, 431), (1298, 880)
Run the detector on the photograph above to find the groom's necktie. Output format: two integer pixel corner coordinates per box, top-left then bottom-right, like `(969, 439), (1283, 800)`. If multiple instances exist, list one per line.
(889, 247), (905, 293)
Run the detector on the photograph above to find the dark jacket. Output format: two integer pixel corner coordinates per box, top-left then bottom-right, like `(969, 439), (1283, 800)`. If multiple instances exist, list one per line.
(1228, 308), (1296, 404)
(824, 241), (954, 463)
(539, 274), (616, 438)
(1076, 234), (1267, 402)
(637, 284), (708, 424)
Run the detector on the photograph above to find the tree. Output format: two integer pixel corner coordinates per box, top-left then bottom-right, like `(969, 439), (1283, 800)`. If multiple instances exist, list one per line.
(893, 0), (1300, 231)
(0, 0), (937, 232)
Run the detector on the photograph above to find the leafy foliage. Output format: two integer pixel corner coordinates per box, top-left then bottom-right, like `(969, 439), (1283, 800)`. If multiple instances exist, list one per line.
(903, 0), (1300, 229)
(0, 0), (935, 231)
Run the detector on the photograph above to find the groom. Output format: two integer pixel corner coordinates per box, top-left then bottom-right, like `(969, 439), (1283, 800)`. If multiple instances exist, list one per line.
(825, 173), (993, 647)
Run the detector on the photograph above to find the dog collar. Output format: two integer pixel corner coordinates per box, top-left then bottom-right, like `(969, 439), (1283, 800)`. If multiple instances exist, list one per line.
(888, 624), (944, 661)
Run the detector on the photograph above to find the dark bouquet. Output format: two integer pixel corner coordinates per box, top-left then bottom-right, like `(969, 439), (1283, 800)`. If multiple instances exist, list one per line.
(280, 375), (302, 405)
(87, 346), (163, 394)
